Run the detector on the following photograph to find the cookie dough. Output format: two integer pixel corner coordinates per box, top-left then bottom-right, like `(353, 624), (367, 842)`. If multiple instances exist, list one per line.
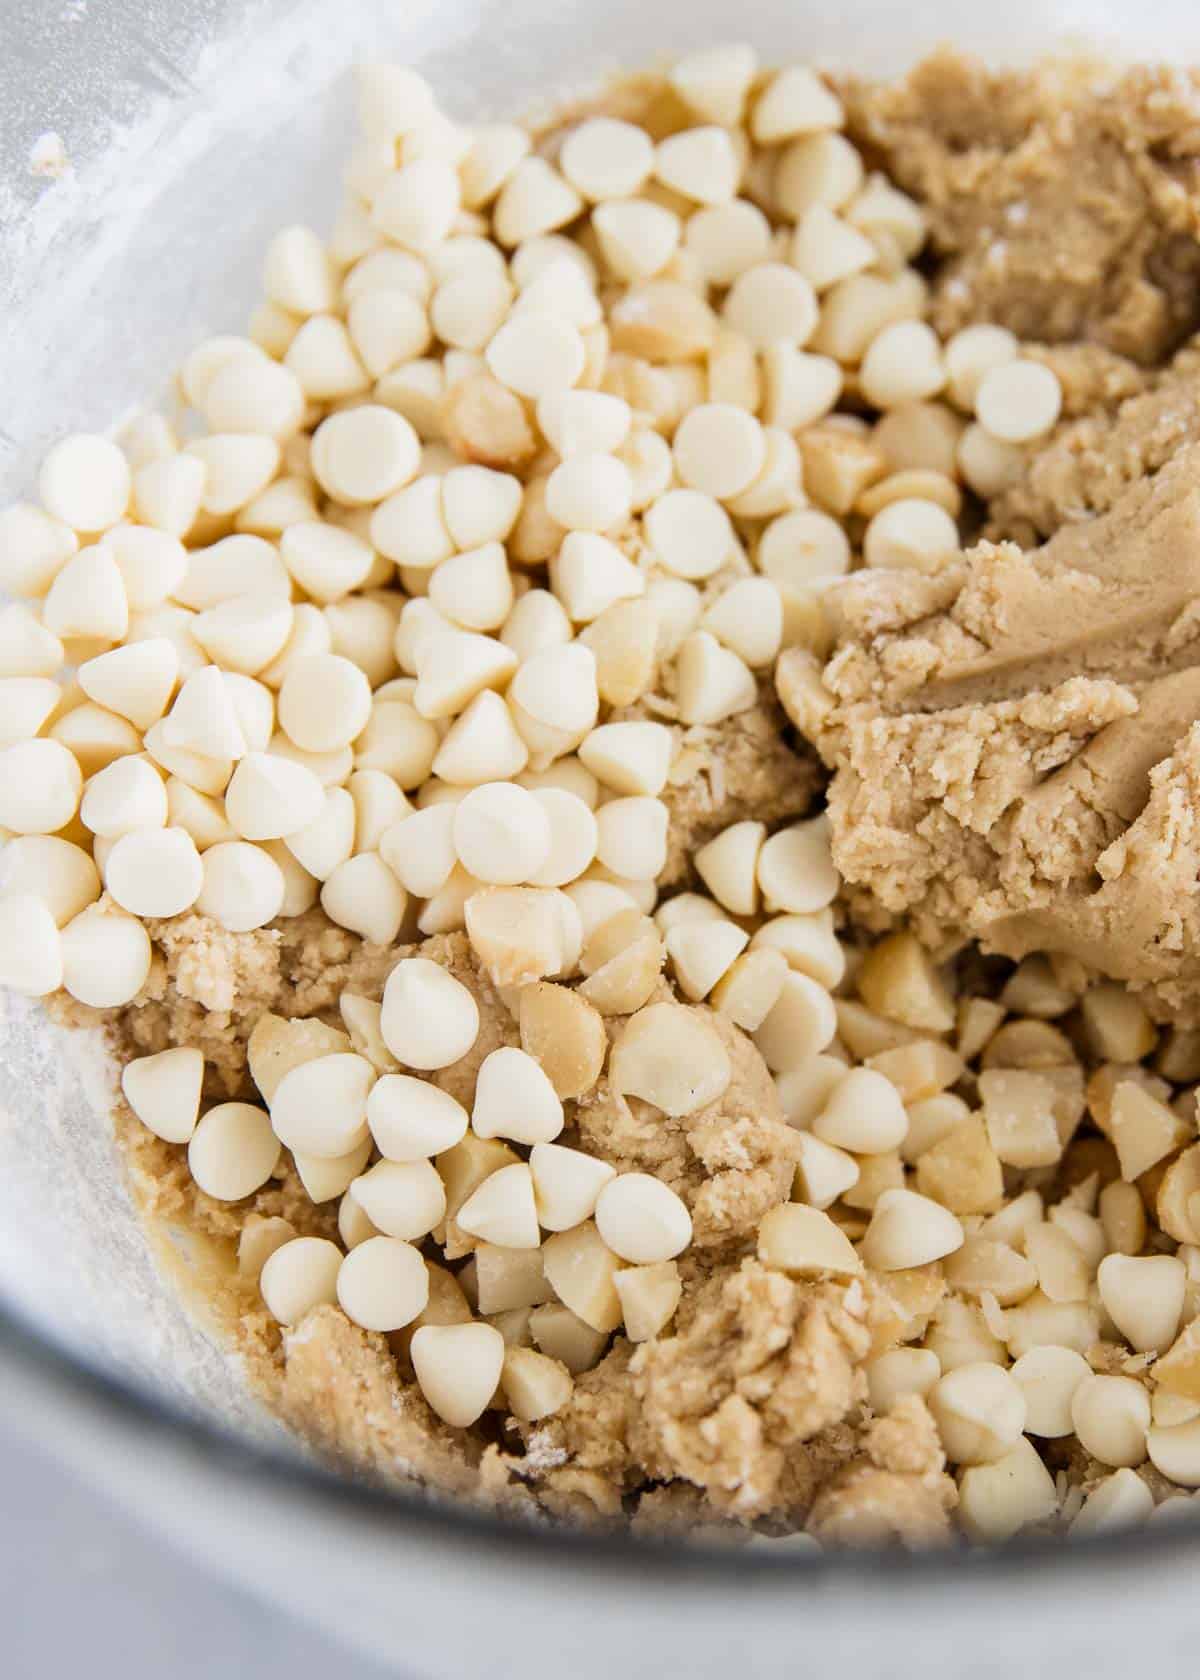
(14, 42), (1200, 1553)
(800, 56), (1200, 1022)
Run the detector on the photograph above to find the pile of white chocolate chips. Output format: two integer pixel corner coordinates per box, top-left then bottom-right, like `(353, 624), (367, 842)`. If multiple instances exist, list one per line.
(2, 44), (1200, 1546)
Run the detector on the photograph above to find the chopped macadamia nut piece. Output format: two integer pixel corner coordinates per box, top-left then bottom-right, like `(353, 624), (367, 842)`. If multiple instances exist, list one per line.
(1025, 1224), (1089, 1304)
(867, 1041), (962, 1105)
(503, 1346), (573, 1421)
(514, 984), (604, 1103)
(465, 886), (573, 986)
(979, 1070), (1063, 1170)
(943, 1239), (1036, 1307)
(857, 932), (954, 1033)
(758, 1203), (861, 1277)
(610, 1001), (730, 1116)
(542, 1220), (624, 1333)
(614, 1261), (682, 1342)
(528, 1302), (608, 1373)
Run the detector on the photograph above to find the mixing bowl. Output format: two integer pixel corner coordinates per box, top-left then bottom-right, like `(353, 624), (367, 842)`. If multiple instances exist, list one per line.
(3, 1), (1200, 1674)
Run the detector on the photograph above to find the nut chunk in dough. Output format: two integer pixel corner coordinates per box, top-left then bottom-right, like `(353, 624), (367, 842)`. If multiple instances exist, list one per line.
(791, 443), (1200, 1020)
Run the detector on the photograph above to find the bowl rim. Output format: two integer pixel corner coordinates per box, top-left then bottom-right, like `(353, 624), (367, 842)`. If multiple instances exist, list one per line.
(3, 1293), (1198, 1580)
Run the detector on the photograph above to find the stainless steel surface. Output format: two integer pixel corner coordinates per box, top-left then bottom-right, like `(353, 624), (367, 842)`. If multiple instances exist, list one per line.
(1, 1420), (395, 1680)
(3, 2), (1200, 1674)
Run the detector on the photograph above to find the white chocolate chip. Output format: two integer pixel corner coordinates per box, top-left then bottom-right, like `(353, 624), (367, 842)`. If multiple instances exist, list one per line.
(944, 324), (1019, 411)
(860, 1188), (965, 1271)
(457, 1161), (541, 1249)
(752, 65), (843, 144)
(669, 44), (758, 127)
(188, 1101), (281, 1202)
(270, 1051), (375, 1159)
(410, 1321), (505, 1427)
(310, 405), (421, 505)
(351, 1158), (447, 1240)
(1010, 1346), (1091, 1439)
(121, 1045), (204, 1144)
(0, 836), (100, 927)
(452, 781), (551, 885)
(975, 360), (1063, 444)
(654, 127), (739, 206)
(1071, 1375), (1151, 1469)
(260, 1236), (342, 1324)
(562, 118), (655, 202)
(529, 1141), (616, 1233)
(105, 826), (204, 918)
(0, 893), (63, 997)
(929, 1363), (1027, 1466)
(81, 756), (168, 839)
(486, 312), (585, 401)
(196, 840), (286, 932)
(381, 956), (479, 1069)
(756, 815), (839, 914)
(863, 497), (959, 574)
(39, 434), (131, 532)
(675, 631), (757, 726)
(724, 263), (818, 350)
(472, 1046), (564, 1145)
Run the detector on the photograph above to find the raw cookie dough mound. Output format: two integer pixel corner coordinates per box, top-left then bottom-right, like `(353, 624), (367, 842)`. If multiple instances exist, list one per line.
(987, 335), (1200, 545)
(536, 1259), (955, 1535)
(841, 49), (1200, 364)
(650, 690), (823, 888)
(791, 442), (1200, 1016)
